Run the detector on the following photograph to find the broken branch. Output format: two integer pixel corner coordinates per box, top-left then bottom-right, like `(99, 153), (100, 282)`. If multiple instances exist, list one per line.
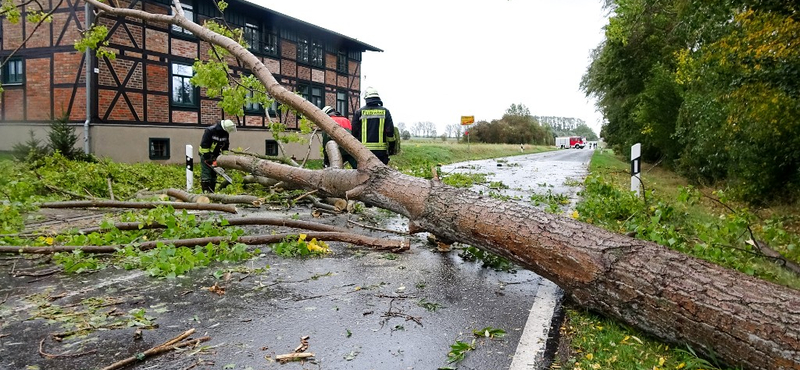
(39, 200), (237, 214)
(0, 232), (409, 254)
(100, 332), (210, 370)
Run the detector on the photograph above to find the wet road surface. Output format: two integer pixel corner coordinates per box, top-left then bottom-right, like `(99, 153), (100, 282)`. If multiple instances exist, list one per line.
(0, 148), (593, 370)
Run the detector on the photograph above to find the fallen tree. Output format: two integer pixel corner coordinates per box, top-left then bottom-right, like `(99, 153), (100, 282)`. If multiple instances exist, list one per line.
(83, 1), (800, 368)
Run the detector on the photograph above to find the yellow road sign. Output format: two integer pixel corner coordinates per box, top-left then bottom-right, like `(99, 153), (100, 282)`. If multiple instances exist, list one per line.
(460, 116), (474, 125)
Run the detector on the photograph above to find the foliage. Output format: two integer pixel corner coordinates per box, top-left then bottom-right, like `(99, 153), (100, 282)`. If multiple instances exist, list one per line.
(559, 308), (734, 370)
(472, 327), (506, 339)
(11, 130), (48, 162)
(49, 207), (258, 278)
(74, 25), (115, 60)
(584, 0), (800, 202)
(441, 172), (487, 188)
(579, 150), (800, 288)
(458, 246), (517, 272)
(446, 340), (475, 364)
(469, 104), (550, 145)
(417, 298), (444, 312)
(270, 233), (330, 258)
(47, 114), (84, 160)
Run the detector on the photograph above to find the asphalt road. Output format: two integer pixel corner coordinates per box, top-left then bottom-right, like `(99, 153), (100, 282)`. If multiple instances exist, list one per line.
(0, 147), (594, 370)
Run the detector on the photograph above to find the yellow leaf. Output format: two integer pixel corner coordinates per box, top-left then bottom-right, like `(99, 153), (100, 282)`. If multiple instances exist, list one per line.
(299, 234), (307, 241)
(659, 357), (665, 366)
(45, 237), (54, 245)
(586, 353), (594, 360)
(571, 210), (579, 219)
(591, 363), (600, 369)
(676, 363), (686, 369)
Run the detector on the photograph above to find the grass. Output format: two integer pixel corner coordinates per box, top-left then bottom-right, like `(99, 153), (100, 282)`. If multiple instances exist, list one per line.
(0, 151), (13, 161)
(555, 149), (800, 370)
(389, 139), (553, 171)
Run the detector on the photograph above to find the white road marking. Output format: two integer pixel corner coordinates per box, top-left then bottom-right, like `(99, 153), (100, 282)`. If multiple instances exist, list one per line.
(509, 279), (562, 370)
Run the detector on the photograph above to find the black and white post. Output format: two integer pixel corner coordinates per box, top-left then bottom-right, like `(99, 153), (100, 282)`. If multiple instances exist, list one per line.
(631, 143), (641, 196)
(186, 144), (194, 191)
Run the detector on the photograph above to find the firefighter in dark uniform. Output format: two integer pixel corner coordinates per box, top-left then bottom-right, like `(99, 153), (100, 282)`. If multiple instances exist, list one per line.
(351, 87), (396, 165)
(199, 119), (236, 193)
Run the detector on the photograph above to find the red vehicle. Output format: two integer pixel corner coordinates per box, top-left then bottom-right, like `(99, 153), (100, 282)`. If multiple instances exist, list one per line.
(569, 136), (586, 149)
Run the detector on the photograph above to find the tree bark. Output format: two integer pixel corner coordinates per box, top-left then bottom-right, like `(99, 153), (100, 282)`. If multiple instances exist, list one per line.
(80, 2), (800, 368)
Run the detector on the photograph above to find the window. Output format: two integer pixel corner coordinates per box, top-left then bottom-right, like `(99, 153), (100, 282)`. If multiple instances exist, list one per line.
(299, 84), (323, 108)
(149, 138), (170, 160)
(171, 62), (197, 107)
(336, 50), (347, 73)
(267, 100), (279, 117)
(336, 91), (348, 117)
(310, 41), (324, 66)
(244, 22), (260, 52)
(2, 58), (23, 85)
(244, 90), (264, 113)
(297, 37), (309, 64)
(171, 1), (194, 35)
(265, 140), (279, 156)
(297, 36), (323, 67)
(264, 31), (278, 55)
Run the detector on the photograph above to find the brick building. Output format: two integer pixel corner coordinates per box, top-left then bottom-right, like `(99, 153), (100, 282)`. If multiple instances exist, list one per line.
(0, 0), (381, 163)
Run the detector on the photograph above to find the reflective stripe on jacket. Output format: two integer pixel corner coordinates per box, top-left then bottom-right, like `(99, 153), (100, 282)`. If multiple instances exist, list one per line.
(360, 109), (388, 151)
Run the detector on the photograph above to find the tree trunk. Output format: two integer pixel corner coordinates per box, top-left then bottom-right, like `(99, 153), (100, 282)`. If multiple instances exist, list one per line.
(81, 2), (800, 368)
(219, 154), (800, 370)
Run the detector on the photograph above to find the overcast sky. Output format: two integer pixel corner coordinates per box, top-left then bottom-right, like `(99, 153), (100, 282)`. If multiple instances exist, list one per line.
(256, 0), (609, 136)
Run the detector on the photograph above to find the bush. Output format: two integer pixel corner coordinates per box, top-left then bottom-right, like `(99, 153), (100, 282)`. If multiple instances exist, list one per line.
(11, 130), (49, 162)
(48, 114), (82, 160)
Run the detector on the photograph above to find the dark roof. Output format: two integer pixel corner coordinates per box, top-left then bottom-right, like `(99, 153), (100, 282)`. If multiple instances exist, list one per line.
(236, 0), (383, 53)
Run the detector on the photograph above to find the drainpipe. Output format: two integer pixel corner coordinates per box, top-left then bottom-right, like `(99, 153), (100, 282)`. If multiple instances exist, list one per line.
(83, 1), (93, 155)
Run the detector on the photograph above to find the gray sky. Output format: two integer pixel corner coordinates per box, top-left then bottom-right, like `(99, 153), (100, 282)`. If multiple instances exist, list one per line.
(257, 0), (609, 136)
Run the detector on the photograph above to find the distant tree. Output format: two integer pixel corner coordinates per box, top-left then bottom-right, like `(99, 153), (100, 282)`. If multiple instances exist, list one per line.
(506, 103), (531, 117)
(400, 130), (411, 140)
(572, 124), (599, 141)
(411, 122), (425, 137)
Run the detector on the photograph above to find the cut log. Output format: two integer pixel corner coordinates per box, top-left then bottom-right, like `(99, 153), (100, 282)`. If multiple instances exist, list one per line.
(164, 188), (262, 206)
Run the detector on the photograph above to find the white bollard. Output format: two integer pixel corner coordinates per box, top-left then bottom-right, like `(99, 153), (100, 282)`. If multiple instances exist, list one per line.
(186, 145), (194, 191)
(631, 143), (641, 196)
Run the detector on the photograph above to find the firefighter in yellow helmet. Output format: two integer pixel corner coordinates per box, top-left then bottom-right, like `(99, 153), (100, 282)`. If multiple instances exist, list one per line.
(199, 119), (236, 193)
(351, 87), (395, 165)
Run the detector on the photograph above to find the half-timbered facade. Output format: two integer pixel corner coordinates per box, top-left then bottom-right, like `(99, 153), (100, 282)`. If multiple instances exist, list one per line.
(0, 0), (381, 163)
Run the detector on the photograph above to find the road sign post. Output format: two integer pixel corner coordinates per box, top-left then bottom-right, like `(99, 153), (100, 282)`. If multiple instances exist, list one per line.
(631, 143), (641, 196)
(461, 115), (474, 157)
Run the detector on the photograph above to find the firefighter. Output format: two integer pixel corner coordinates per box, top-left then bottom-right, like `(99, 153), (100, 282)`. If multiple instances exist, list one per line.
(199, 119), (236, 193)
(321, 105), (358, 169)
(351, 87), (395, 165)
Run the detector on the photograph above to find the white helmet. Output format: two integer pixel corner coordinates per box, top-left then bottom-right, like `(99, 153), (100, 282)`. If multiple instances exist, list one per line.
(322, 106), (335, 115)
(364, 87), (380, 99)
(221, 119), (236, 133)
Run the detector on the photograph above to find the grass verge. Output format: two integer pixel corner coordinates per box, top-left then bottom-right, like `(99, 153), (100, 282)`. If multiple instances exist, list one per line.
(554, 149), (799, 370)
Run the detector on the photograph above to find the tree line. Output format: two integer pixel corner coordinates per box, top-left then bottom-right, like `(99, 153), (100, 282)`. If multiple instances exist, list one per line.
(582, 0), (799, 202)
(396, 103), (599, 144)
(466, 104), (598, 145)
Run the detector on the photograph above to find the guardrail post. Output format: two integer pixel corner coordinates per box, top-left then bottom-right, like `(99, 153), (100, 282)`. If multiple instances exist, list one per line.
(186, 144), (194, 191)
(631, 143), (641, 196)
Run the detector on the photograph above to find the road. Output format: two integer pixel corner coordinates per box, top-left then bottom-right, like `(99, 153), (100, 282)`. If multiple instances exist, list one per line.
(0, 148), (594, 370)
